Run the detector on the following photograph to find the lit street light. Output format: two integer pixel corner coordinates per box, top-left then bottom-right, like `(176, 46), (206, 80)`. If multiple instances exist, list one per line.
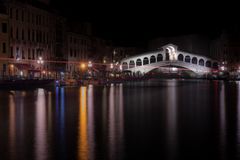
(88, 61), (92, 68)
(37, 57), (44, 78)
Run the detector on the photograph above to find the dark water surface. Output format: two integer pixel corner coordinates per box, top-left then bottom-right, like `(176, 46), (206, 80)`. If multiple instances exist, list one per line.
(0, 79), (240, 160)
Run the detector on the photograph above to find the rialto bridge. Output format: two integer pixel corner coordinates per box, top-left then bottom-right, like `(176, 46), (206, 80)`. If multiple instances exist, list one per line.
(120, 44), (219, 75)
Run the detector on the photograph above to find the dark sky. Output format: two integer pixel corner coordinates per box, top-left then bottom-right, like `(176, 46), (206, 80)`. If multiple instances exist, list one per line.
(51, 0), (239, 47)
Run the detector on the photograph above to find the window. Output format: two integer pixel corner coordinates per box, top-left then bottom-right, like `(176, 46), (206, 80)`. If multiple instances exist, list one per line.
(2, 43), (6, 53)
(2, 23), (7, 33)
(32, 13), (34, 24)
(10, 27), (13, 38)
(16, 28), (19, 40)
(16, 9), (18, 20)
(28, 29), (30, 40)
(22, 29), (24, 40)
(70, 49), (72, 57)
(10, 47), (13, 58)
(10, 8), (12, 18)
(32, 30), (34, 41)
(22, 50), (25, 59)
(28, 48), (31, 59)
(22, 10), (24, 22)
(32, 49), (35, 59)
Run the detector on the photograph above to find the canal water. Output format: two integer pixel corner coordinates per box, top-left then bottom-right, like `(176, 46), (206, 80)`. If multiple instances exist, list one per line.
(0, 79), (240, 160)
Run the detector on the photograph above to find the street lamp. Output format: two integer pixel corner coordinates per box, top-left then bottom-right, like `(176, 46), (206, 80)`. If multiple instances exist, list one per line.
(37, 57), (44, 78)
(88, 61), (92, 68)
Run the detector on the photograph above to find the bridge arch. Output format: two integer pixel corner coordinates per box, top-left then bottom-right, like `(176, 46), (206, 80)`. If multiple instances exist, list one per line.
(150, 55), (156, 63)
(199, 59), (204, 66)
(143, 57), (149, 65)
(129, 60), (135, 68)
(192, 57), (198, 64)
(178, 54), (184, 61)
(120, 44), (218, 75)
(122, 62), (128, 70)
(185, 55), (191, 63)
(157, 54), (163, 62)
(136, 59), (142, 66)
(205, 60), (211, 68)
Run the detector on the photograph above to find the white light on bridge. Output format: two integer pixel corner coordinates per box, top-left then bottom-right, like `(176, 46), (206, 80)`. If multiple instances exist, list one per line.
(171, 67), (178, 72)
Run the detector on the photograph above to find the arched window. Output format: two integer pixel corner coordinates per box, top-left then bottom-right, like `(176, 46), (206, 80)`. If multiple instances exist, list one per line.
(129, 60), (135, 68)
(150, 55), (156, 63)
(192, 57), (197, 64)
(143, 57), (149, 65)
(212, 62), (218, 69)
(136, 59), (142, 66)
(157, 54), (163, 62)
(178, 54), (184, 61)
(185, 55), (190, 63)
(205, 61), (211, 68)
(199, 59), (204, 66)
(122, 62), (128, 70)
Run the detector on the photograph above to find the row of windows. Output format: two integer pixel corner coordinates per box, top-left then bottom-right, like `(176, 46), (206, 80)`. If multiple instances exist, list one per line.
(122, 54), (218, 69)
(69, 37), (88, 46)
(10, 47), (45, 60)
(69, 49), (87, 58)
(9, 8), (51, 26)
(11, 27), (51, 43)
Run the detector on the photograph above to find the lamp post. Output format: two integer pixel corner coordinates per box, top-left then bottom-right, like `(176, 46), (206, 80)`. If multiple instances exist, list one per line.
(37, 57), (44, 78)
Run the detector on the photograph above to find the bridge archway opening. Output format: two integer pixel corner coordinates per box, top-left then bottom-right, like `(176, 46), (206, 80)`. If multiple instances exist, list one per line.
(143, 57), (149, 65)
(122, 62), (128, 70)
(150, 55), (156, 63)
(136, 59), (142, 66)
(129, 60), (135, 68)
(206, 61), (211, 68)
(192, 57), (198, 64)
(178, 54), (184, 61)
(185, 55), (191, 63)
(157, 54), (163, 62)
(212, 62), (218, 69)
(199, 59), (204, 66)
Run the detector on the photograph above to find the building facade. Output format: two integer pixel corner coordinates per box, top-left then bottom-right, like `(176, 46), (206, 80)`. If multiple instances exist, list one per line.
(66, 32), (91, 78)
(6, 0), (58, 77)
(0, 13), (9, 78)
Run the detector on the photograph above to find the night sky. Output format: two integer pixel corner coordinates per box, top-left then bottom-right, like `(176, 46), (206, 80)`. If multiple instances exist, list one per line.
(51, 0), (238, 47)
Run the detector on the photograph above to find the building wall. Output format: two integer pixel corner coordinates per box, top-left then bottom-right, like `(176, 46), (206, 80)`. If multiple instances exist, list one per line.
(0, 13), (10, 77)
(7, 1), (57, 76)
(66, 32), (91, 77)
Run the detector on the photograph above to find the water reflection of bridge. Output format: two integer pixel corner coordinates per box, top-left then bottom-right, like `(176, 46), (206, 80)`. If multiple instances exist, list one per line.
(121, 44), (219, 76)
